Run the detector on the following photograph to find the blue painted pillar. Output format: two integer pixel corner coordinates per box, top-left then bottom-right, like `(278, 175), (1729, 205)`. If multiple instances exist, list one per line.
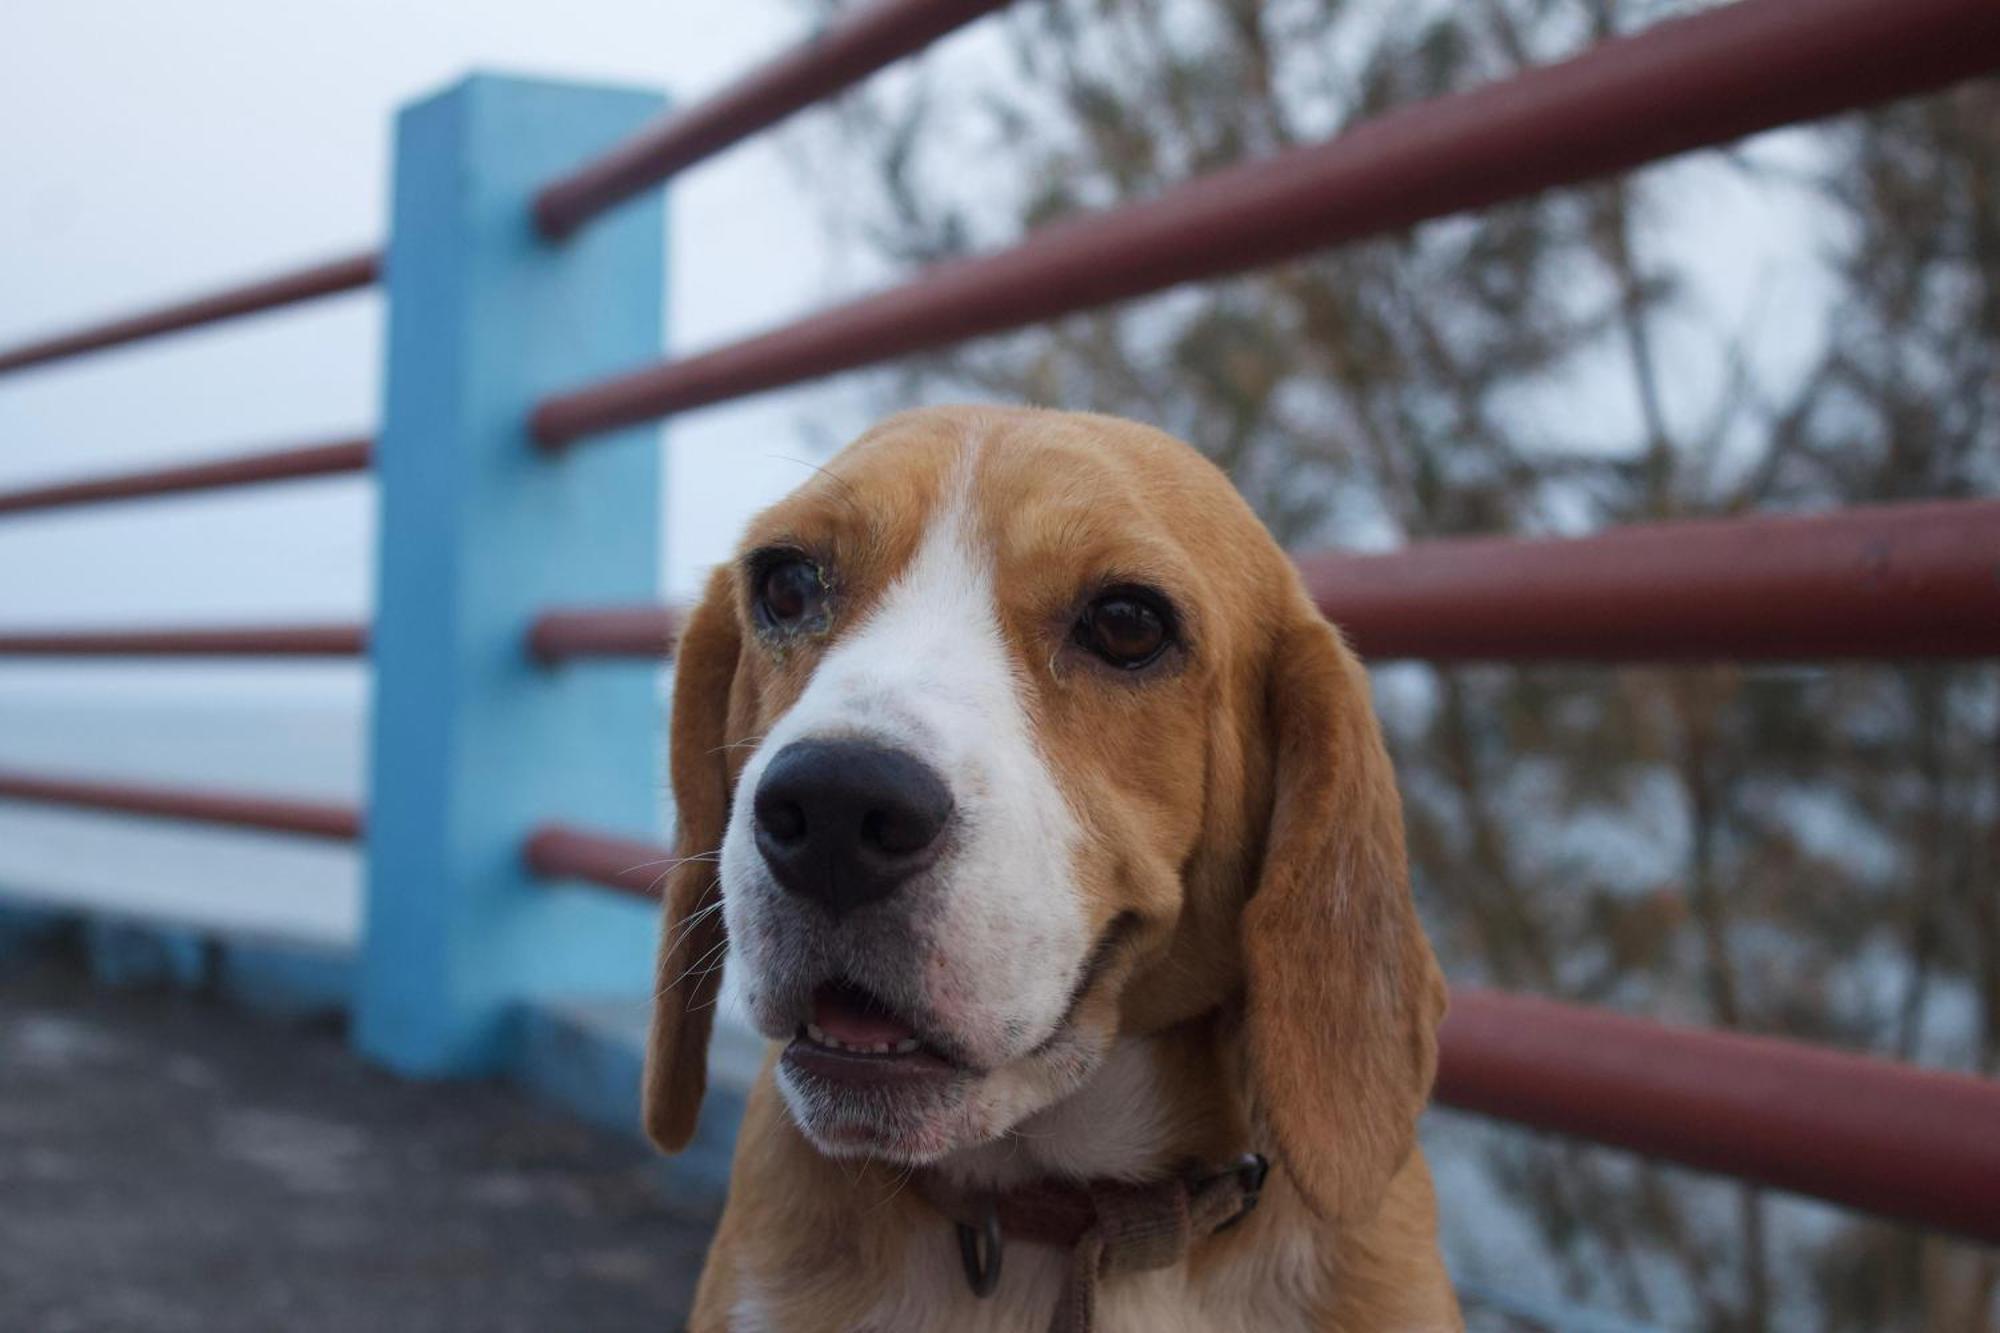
(358, 74), (668, 1077)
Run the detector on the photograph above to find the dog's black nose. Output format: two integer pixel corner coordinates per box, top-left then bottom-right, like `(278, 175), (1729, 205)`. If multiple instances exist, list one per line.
(752, 739), (953, 914)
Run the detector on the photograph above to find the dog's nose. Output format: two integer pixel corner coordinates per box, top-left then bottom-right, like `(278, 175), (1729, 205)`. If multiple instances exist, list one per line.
(752, 739), (953, 914)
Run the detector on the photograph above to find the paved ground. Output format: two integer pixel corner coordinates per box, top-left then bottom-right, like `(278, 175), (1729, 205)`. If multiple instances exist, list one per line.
(0, 948), (714, 1333)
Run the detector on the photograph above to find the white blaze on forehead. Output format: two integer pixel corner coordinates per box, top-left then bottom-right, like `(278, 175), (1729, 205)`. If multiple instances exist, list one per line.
(732, 449), (1089, 1055)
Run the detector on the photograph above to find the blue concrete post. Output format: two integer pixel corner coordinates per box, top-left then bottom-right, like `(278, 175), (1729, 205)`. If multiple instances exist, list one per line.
(358, 74), (668, 1077)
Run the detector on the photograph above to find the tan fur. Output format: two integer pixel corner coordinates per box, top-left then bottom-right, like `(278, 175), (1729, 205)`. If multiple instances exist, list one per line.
(646, 407), (1461, 1330)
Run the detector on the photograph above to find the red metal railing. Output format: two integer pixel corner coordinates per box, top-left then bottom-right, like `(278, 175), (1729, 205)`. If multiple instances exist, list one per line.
(534, 0), (1012, 238)
(0, 624), (368, 658)
(1436, 992), (2000, 1246)
(25, 494), (1993, 667)
(530, 0), (2000, 446)
(1294, 499), (2000, 662)
(528, 605), (682, 663)
(0, 437), (372, 517)
(526, 499), (2000, 666)
(0, 250), (380, 376)
(0, 770), (362, 842)
(24, 492), (1992, 666)
(524, 823), (684, 898)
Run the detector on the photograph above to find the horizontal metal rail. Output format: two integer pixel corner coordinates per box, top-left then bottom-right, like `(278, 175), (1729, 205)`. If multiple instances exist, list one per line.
(527, 820), (2000, 1243)
(523, 822), (680, 899)
(0, 769), (362, 841)
(0, 437), (372, 518)
(0, 249), (380, 377)
(1299, 499), (2000, 662)
(534, 0), (1012, 239)
(528, 605), (682, 663)
(0, 623), (368, 657)
(531, 0), (2000, 446)
(525, 499), (2000, 665)
(1437, 990), (2000, 1246)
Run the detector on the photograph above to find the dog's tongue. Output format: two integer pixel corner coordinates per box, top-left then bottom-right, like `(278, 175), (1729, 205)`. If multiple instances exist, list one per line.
(812, 983), (916, 1046)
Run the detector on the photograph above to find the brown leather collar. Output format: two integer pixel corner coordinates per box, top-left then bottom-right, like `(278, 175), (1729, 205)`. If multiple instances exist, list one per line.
(912, 1154), (1268, 1333)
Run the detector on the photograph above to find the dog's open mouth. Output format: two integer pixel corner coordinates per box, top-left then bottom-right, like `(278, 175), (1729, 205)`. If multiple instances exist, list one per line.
(783, 980), (962, 1086)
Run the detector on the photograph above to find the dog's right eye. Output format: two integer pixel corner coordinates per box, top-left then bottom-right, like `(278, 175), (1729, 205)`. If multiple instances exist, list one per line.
(755, 557), (826, 629)
(1074, 587), (1175, 670)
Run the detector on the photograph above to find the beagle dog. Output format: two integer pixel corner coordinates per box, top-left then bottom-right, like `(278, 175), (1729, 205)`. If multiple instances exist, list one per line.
(646, 406), (1460, 1332)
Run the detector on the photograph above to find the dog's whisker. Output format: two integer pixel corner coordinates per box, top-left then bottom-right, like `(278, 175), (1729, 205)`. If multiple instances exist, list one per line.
(659, 934), (730, 997)
(658, 896), (727, 955)
(622, 850), (719, 879)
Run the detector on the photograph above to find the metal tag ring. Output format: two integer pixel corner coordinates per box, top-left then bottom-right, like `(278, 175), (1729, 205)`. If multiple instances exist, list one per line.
(955, 1201), (1004, 1298)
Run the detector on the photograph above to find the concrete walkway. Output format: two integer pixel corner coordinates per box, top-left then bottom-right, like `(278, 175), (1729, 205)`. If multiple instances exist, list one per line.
(0, 951), (714, 1333)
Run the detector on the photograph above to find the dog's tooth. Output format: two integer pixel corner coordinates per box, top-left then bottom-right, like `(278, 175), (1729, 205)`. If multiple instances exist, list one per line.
(803, 1022), (920, 1056)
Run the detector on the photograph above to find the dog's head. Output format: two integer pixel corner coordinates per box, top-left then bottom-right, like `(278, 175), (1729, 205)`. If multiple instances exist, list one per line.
(645, 406), (1444, 1222)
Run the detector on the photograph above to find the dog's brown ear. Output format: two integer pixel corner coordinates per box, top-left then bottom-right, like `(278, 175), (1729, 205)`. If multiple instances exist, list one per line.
(643, 567), (743, 1153)
(1242, 601), (1447, 1223)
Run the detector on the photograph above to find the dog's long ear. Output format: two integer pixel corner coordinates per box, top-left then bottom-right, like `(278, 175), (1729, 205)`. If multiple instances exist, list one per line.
(1242, 600), (1447, 1224)
(643, 567), (743, 1153)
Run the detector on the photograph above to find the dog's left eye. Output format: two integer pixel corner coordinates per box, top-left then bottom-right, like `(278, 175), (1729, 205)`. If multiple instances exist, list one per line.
(755, 556), (826, 629)
(1075, 589), (1173, 669)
